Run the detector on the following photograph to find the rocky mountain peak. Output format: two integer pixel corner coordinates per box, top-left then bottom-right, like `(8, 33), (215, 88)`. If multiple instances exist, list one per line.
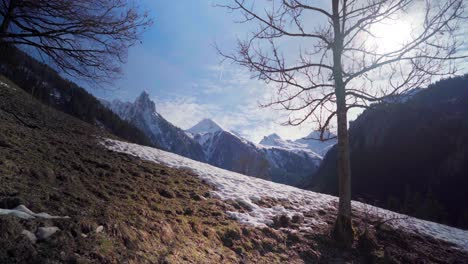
(134, 91), (156, 114)
(187, 118), (224, 135)
(259, 133), (283, 146)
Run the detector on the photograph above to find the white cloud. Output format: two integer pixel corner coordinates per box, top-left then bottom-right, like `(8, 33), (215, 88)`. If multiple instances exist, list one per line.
(155, 65), (321, 143)
(155, 96), (221, 129)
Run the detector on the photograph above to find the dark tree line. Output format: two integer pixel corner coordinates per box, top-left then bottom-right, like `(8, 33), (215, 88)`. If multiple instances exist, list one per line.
(307, 74), (468, 229)
(0, 46), (154, 147)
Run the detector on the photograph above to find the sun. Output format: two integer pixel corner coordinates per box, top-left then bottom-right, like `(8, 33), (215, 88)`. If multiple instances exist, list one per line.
(367, 19), (413, 53)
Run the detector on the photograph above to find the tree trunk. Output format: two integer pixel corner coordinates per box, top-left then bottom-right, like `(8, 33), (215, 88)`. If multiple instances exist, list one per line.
(331, 0), (354, 246)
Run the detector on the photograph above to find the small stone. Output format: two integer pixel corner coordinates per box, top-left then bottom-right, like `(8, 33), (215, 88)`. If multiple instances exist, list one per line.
(21, 229), (37, 243)
(36, 226), (60, 240)
(96, 225), (104, 233)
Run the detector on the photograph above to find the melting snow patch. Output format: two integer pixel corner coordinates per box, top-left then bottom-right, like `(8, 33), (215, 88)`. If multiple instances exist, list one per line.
(0, 205), (70, 220)
(103, 138), (468, 252)
(0, 80), (10, 88)
(21, 230), (37, 243)
(36, 226), (60, 240)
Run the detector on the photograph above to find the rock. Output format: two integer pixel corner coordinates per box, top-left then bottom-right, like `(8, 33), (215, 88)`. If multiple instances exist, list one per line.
(36, 226), (60, 240)
(21, 230), (37, 243)
(96, 225), (104, 233)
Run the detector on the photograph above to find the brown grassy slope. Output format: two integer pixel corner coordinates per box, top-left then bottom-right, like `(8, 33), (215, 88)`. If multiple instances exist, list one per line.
(0, 75), (467, 264)
(0, 75), (314, 263)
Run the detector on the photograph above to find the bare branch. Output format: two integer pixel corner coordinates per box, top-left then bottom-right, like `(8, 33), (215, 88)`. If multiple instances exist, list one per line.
(0, 0), (153, 83)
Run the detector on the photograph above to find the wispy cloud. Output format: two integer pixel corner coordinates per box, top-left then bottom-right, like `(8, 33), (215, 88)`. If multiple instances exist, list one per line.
(155, 65), (319, 143)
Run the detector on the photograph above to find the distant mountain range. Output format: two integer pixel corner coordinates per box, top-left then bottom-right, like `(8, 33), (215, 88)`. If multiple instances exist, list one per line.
(0, 46), (334, 187)
(103, 92), (332, 185)
(260, 131), (336, 158)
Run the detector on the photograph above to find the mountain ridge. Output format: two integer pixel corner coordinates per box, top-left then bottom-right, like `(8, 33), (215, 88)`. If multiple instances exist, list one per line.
(101, 92), (207, 162)
(104, 94), (322, 185)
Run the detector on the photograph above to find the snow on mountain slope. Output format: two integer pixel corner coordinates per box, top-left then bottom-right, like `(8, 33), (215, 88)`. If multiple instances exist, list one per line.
(295, 131), (337, 157)
(103, 138), (468, 252)
(187, 119), (321, 185)
(102, 92), (206, 161)
(260, 133), (322, 159)
(104, 95), (319, 186)
(186, 118), (224, 135)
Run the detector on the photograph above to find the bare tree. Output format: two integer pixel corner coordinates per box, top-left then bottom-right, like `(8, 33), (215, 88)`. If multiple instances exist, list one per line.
(218, 0), (466, 245)
(0, 0), (152, 83)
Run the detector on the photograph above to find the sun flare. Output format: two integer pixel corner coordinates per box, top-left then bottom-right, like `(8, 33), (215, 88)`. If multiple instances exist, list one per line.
(368, 19), (413, 53)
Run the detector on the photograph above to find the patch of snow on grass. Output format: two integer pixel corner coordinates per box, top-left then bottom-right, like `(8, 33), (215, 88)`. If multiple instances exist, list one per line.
(103, 138), (468, 252)
(0, 80), (10, 88)
(0, 205), (70, 220)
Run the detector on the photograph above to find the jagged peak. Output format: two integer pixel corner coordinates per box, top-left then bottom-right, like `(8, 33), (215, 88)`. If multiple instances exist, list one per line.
(187, 118), (224, 134)
(264, 133), (281, 140)
(134, 90), (156, 113)
(259, 133), (286, 147)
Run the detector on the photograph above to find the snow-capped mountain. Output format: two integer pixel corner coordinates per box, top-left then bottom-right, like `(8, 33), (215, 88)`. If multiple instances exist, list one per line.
(260, 133), (322, 159)
(260, 131), (336, 158)
(295, 131), (337, 157)
(103, 92), (322, 186)
(186, 119), (270, 178)
(102, 92), (206, 162)
(187, 119), (321, 185)
(186, 118), (223, 135)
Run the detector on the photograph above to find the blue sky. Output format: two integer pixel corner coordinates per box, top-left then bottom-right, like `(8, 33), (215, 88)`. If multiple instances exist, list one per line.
(89, 0), (322, 143)
(87, 0), (468, 143)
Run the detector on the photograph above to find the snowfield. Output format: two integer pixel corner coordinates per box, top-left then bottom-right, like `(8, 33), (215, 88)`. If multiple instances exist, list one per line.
(103, 138), (468, 252)
(0, 205), (69, 220)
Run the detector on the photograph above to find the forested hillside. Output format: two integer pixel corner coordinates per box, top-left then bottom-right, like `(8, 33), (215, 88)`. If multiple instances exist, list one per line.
(306, 75), (468, 229)
(0, 46), (153, 147)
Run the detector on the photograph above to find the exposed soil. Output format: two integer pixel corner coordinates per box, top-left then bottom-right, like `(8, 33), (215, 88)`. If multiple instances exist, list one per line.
(1, 75), (467, 263)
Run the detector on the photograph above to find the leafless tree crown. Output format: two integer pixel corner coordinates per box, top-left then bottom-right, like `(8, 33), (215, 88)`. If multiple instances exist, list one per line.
(0, 0), (152, 83)
(218, 0), (467, 140)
